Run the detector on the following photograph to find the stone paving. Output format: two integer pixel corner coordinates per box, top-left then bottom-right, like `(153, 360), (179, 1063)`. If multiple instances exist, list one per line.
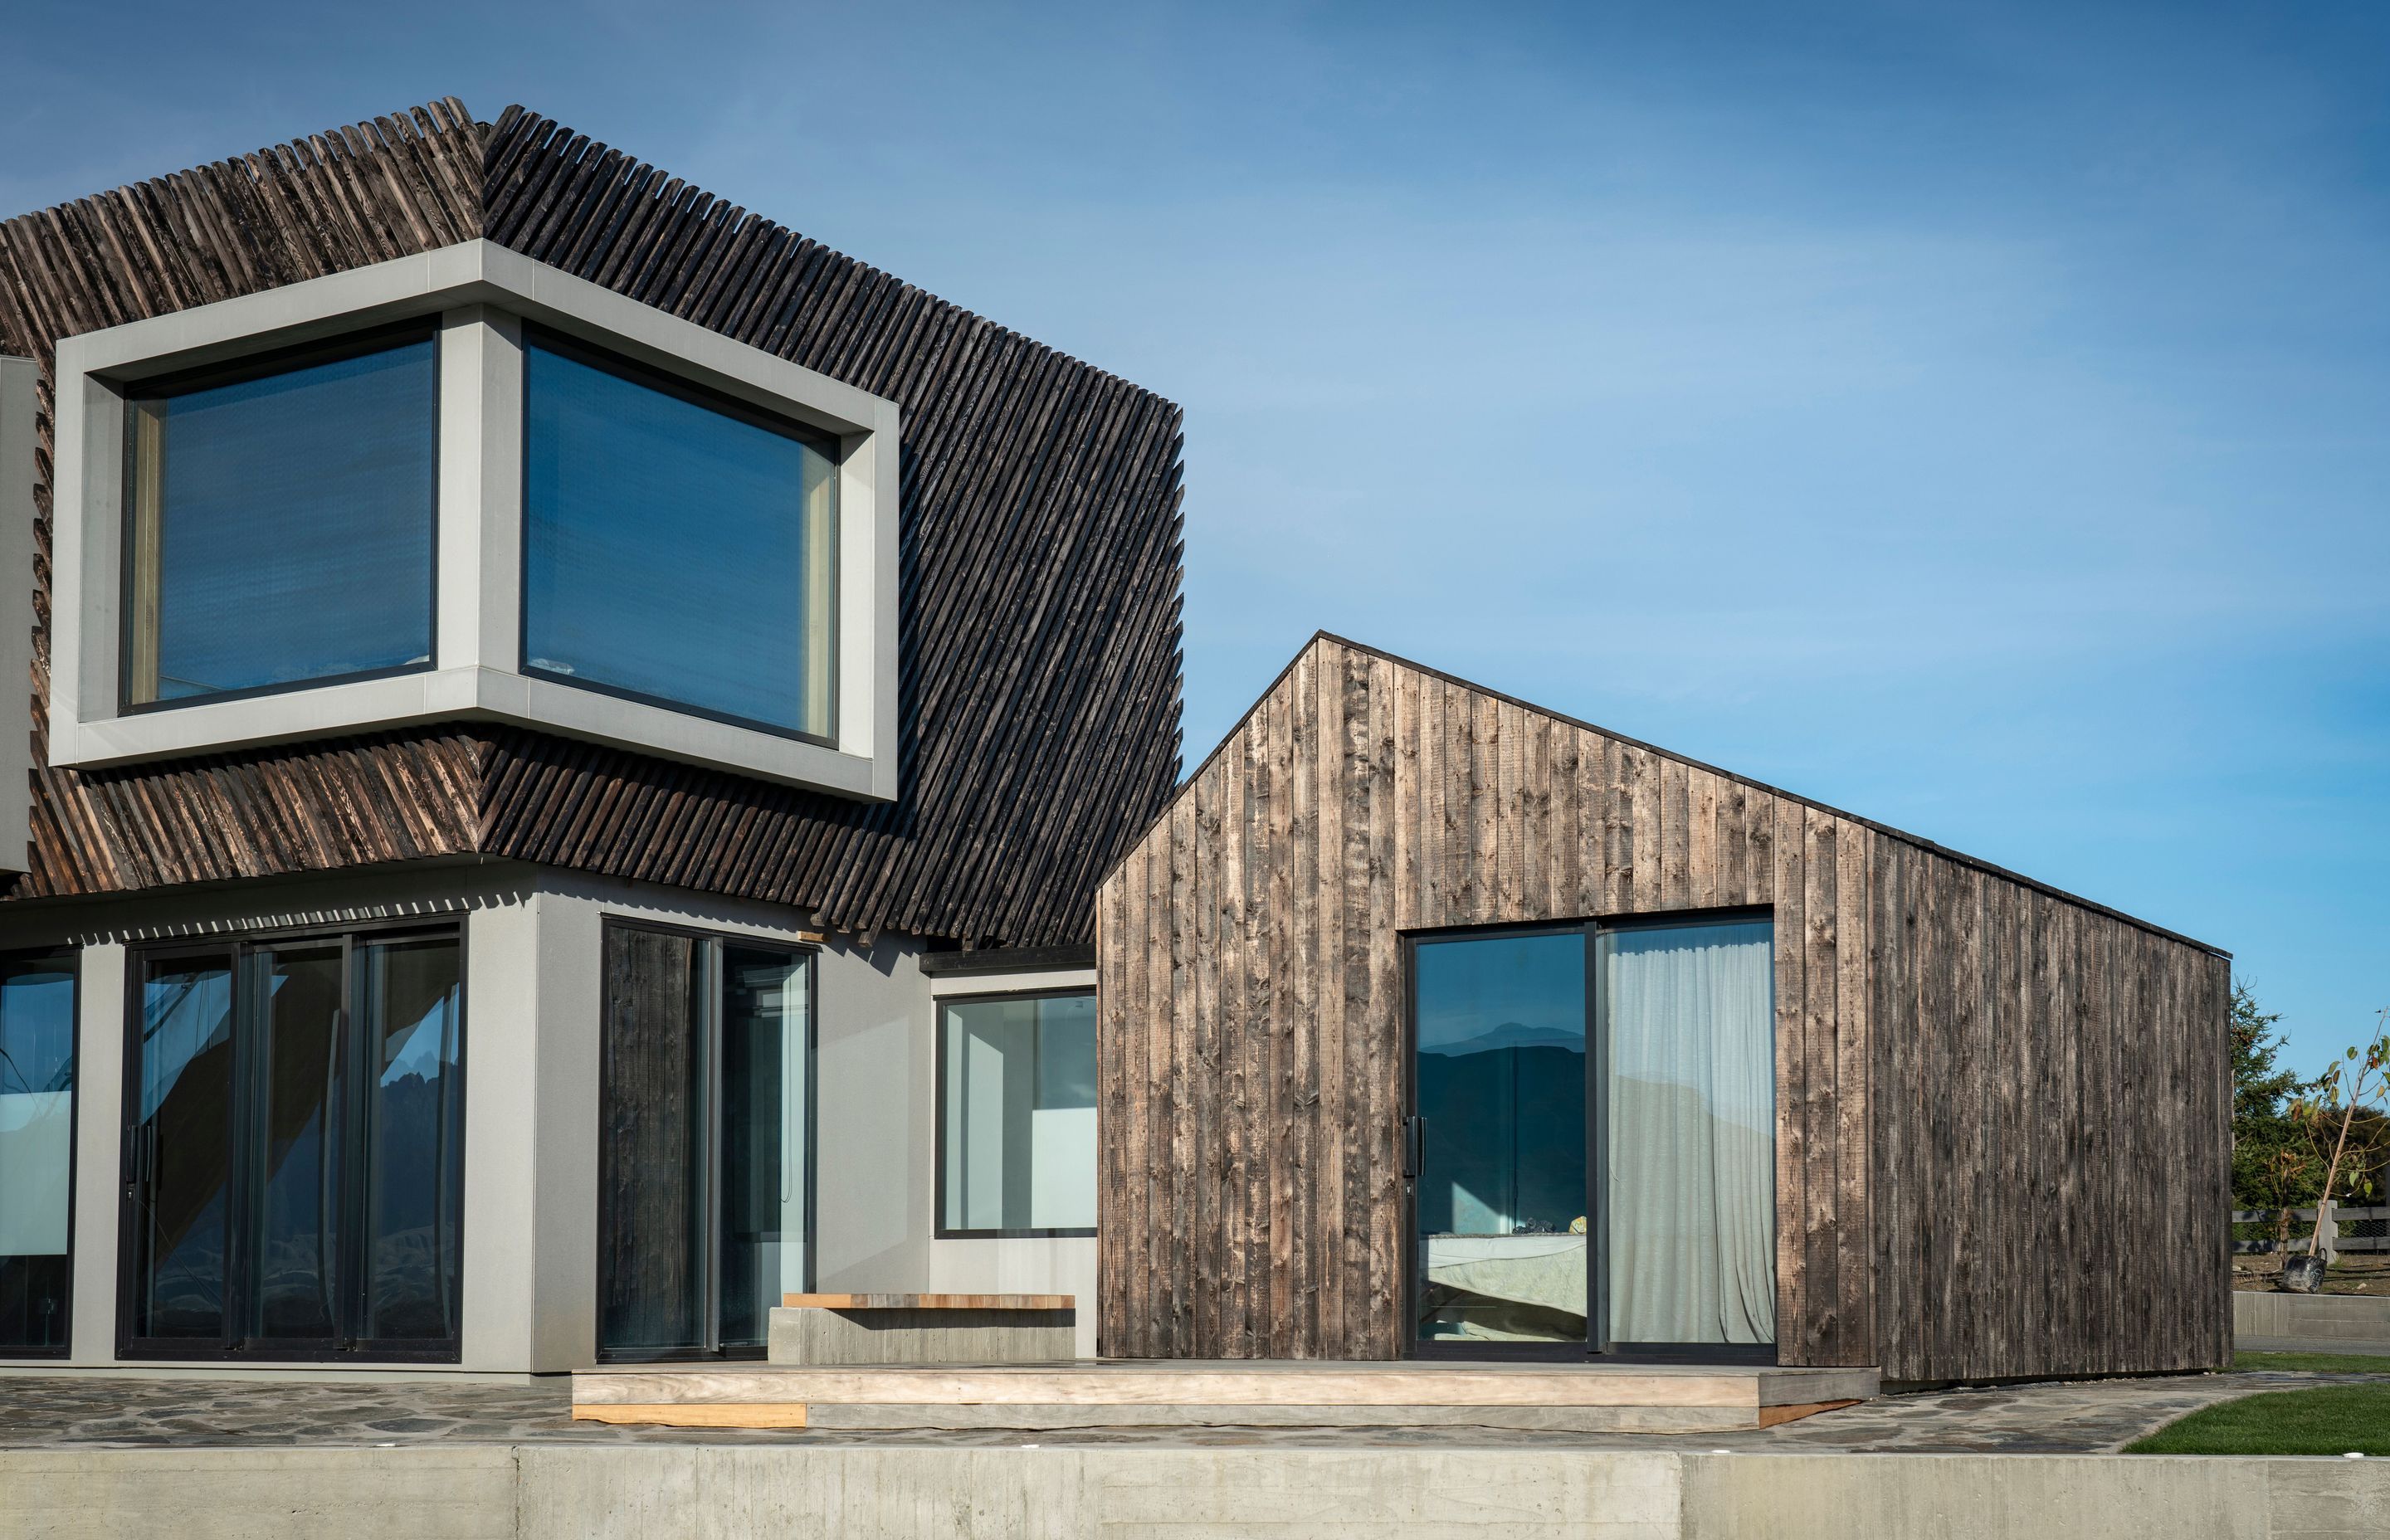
(0, 1367), (2382, 1454)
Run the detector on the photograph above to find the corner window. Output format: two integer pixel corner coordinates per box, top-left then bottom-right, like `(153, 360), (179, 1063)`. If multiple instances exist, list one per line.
(937, 992), (1097, 1237)
(122, 330), (437, 707)
(0, 951), (77, 1356)
(53, 241), (900, 800)
(598, 921), (812, 1361)
(122, 926), (465, 1361)
(523, 334), (838, 741)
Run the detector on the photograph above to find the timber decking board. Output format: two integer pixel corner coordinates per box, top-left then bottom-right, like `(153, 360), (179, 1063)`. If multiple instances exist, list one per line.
(780, 1294), (1075, 1312)
(1097, 633), (2230, 1382)
(0, 100), (1184, 948)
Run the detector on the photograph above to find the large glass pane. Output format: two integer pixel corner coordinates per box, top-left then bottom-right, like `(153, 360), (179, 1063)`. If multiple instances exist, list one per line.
(1414, 933), (1587, 1344)
(598, 928), (709, 1355)
(132, 956), (235, 1340)
(719, 945), (808, 1348)
(523, 337), (838, 739)
(940, 994), (1097, 1235)
(244, 944), (345, 1343)
(357, 937), (464, 1344)
(125, 335), (437, 705)
(0, 955), (76, 1352)
(1602, 920), (1776, 1345)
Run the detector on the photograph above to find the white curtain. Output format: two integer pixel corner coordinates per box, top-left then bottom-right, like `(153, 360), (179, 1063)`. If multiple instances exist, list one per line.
(1603, 921), (1775, 1344)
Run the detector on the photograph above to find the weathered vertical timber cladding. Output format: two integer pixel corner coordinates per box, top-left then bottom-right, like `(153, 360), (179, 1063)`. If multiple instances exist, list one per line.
(0, 100), (1184, 945)
(1096, 634), (2231, 1380)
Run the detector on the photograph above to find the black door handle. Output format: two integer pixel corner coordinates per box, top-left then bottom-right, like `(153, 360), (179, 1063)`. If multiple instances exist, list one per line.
(1402, 1116), (1426, 1180)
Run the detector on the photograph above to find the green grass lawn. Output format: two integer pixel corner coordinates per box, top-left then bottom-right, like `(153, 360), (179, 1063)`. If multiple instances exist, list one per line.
(2129, 1384), (2390, 1455)
(2230, 1350), (2390, 1375)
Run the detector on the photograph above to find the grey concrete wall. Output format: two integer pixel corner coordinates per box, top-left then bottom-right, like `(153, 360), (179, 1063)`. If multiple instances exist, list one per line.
(2235, 1290), (2390, 1344)
(5, 1448), (2389, 1539)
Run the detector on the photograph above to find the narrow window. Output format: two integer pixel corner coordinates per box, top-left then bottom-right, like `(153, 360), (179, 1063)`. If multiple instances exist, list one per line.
(0, 952), (77, 1355)
(122, 928), (464, 1361)
(598, 923), (812, 1361)
(522, 334), (839, 742)
(938, 992), (1097, 1237)
(122, 329), (438, 707)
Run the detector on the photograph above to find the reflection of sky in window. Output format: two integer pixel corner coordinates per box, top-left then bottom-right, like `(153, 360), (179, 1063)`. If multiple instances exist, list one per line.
(140, 967), (232, 1119)
(0, 967), (76, 1095)
(1416, 933), (1583, 1056)
(381, 992), (459, 1087)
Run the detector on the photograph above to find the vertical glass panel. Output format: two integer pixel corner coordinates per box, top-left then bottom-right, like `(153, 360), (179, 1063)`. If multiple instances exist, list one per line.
(598, 928), (709, 1355)
(0, 955), (76, 1352)
(244, 944), (345, 1343)
(718, 946), (809, 1349)
(1602, 920), (1776, 1345)
(523, 338), (839, 739)
(124, 336), (437, 705)
(1030, 996), (1097, 1231)
(132, 956), (236, 1340)
(357, 936), (464, 1344)
(1414, 933), (1588, 1344)
(939, 994), (1098, 1235)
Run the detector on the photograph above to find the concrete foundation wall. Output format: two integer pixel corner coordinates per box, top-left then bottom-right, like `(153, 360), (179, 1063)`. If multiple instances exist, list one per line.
(2234, 1291), (2390, 1344)
(4, 1447), (2387, 1539)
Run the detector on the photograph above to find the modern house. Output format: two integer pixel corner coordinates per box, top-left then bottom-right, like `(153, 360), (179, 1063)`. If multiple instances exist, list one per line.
(0, 100), (2229, 1396)
(0, 100), (1181, 1372)
(1095, 635), (2232, 1385)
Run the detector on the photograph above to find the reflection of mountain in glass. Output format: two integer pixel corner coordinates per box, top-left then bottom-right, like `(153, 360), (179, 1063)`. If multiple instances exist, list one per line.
(1422, 1021), (1585, 1056)
(1418, 1024), (1584, 1237)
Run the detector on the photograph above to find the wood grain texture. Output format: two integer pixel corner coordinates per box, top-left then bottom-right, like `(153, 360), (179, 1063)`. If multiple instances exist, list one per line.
(0, 100), (1184, 947)
(1097, 633), (2230, 1382)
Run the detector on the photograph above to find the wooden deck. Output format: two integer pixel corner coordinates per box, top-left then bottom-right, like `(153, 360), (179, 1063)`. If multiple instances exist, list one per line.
(573, 1359), (1880, 1433)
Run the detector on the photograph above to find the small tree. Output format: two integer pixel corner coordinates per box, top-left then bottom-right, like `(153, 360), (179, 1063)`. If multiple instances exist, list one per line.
(2290, 1010), (2390, 1264)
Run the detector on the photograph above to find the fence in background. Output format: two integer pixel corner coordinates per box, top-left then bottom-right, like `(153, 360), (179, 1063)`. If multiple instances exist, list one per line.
(2231, 1202), (2389, 1259)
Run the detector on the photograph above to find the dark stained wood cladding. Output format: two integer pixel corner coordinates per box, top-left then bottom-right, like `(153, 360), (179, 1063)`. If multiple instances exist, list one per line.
(0, 100), (1184, 945)
(1095, 634), (2230, 1381)
(29, 731), (483, 895)
(0, 101), (488, 899)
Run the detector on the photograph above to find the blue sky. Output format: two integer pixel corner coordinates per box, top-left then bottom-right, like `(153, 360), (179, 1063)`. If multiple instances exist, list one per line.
(7, 1), (2385, 1075)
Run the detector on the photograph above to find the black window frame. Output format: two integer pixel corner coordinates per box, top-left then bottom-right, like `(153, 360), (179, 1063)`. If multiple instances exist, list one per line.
(1402, 906), (1779, 1366)
(115, 917), (469, 1365)
(933, 987), (1100, 1241)
(594, 916), (820, 1365)
(0, 946), (80, 1361)
(517, 324), (846, 749)
(115, 319), (445, 715)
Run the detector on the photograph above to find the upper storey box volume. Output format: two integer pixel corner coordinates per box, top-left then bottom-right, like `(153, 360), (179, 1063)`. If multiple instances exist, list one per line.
(50, 239), (902, 799)
(0, 101), (1187, 943)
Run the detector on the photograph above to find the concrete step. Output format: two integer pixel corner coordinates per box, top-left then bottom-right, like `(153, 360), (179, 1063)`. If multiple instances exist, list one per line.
(571, 1359), (1880, 1433)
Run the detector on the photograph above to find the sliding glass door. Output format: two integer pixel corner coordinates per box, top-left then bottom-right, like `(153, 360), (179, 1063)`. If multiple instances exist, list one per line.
(1408, 914), (1776, 1360)
(597, 921), (812, 1362)
(122, 926), (464, 1361)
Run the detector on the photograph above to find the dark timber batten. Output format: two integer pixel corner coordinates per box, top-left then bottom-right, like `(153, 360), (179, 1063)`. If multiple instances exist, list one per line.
(1096, 634), (2231, 1382)
(0, 100), (1184, 945)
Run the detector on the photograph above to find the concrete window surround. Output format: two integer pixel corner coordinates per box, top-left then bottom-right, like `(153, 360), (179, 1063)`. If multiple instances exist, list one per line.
(48, 241), (902, 801)
(0, 357), (33, 869)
